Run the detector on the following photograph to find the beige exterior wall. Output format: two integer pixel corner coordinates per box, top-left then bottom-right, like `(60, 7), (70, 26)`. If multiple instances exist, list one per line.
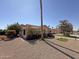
(20, 24), (50, 37)
(51, 29), (61, 34)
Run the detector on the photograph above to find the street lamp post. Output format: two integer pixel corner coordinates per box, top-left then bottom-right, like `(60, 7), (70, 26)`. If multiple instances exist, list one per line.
(40, 0), (44, 40)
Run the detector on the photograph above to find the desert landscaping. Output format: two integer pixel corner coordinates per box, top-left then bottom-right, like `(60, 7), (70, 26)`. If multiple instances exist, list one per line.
(0, 34), (79, 59)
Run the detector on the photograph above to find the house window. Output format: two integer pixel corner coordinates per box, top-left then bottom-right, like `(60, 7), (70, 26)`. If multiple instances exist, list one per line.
(23, 29), (25, 35)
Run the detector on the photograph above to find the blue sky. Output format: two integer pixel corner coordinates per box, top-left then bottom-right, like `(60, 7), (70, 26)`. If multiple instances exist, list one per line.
(0, 0), (79, 30)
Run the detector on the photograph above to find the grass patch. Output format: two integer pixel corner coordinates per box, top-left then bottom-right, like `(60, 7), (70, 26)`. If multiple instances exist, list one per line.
(57, 38), (68, 42)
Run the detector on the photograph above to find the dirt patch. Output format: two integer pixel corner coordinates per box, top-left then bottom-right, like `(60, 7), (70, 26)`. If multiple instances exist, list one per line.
(0, 35), (8, 41)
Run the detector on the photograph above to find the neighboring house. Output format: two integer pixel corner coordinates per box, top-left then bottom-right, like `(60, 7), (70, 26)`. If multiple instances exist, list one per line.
(73, 31), (79, 35)
(19, 24), (50, 38)
(51, 28), (61, 34)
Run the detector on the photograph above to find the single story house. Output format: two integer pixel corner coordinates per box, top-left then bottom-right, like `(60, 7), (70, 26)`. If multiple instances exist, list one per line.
(19, 24), (50, 38)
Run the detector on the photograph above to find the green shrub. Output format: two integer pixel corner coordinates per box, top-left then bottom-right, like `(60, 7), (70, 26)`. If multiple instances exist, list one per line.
(0, 29), (7, 35)
(7, 23), (21, 35)
(26, 28), (41, 40)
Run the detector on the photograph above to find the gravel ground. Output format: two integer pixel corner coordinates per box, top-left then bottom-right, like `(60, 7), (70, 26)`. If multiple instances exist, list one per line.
(0, 38), (71, 59)
(46, 38), (79, 59)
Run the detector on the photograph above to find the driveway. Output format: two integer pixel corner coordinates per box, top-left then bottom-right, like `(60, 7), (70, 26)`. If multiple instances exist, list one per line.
(0, 38), (78, 59)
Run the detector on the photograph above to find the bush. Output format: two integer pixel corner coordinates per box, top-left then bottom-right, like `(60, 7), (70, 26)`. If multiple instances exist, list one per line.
(26, 28), (55, 40)
(47, 33), (55, 38)
(26, 32), (55, 40)
(7, 23), (21, 35)
(6, 30), (17, 38)
(26, 34), (41, 40)
(26, 28), (41, 40)
(0, 29), (7, 35)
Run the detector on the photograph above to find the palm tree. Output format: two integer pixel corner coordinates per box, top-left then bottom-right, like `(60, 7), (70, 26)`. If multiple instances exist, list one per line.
(40, 0), (44, 40)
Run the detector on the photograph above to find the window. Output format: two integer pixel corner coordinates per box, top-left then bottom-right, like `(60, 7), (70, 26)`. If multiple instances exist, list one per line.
(23, 29), (25, 35)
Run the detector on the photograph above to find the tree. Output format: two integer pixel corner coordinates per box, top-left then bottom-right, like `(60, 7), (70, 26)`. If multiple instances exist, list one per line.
(7, 23), (21, 35)
(0, 29), (7, 35)
(59, 20), (73, 36)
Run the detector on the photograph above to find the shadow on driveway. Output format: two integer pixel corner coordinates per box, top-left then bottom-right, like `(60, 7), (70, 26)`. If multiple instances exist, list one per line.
(23, 39), (39, 45)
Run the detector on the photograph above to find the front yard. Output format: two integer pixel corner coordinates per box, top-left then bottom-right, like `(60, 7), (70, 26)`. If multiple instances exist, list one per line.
(0, 34), (79, 59)
(0, 38), (70, 59)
